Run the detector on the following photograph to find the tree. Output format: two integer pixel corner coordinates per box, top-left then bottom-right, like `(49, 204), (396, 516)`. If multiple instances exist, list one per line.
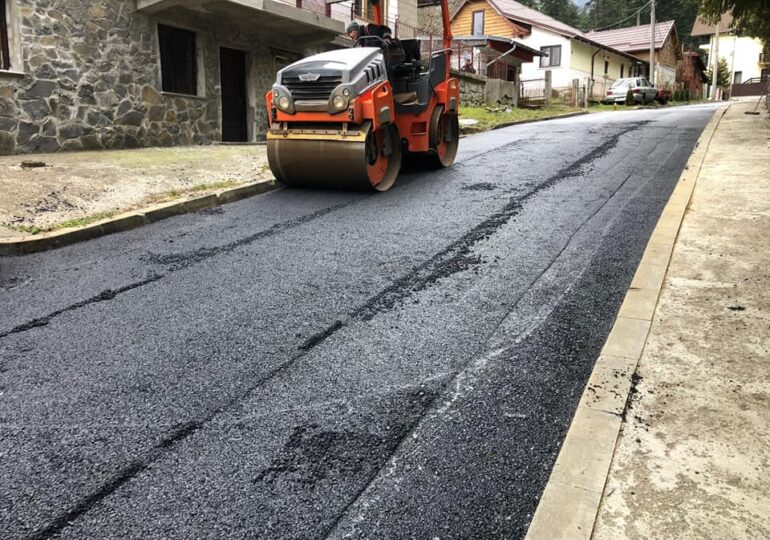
(699, 0), (770, 41)
(706, 57), (731, 88)
(539, 0), (585, 28)
(655, 0), (699, 44)
(582, 0), (702, 47)
(584, 0), (636, 31)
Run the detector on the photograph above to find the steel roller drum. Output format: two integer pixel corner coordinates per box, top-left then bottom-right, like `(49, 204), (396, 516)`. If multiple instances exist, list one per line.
(267, 122), (401, 191)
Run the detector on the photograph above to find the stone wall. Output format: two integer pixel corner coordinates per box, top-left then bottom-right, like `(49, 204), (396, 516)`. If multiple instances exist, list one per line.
(454, 70), (486, 106)
(0, 0), (305, 155)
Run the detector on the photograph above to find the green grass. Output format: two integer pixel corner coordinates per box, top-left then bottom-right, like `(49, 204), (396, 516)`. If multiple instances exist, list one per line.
(459, 104), (578, 133)
(7, 224), (43, 235)
(5, 211), (119, 235)
(144, 180), (241, 204)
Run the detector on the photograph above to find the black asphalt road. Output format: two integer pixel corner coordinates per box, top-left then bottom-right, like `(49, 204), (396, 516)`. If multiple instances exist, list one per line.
(0, 104), (718, 539)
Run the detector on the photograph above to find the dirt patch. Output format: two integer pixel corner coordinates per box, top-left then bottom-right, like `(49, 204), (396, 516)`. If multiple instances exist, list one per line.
(0, 145), (272, 231)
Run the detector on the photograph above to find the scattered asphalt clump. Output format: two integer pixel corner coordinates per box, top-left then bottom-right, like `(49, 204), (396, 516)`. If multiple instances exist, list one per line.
(20, 160), (47, 168)
(462, 182), (497, 191)
(623, 370), (645, 421)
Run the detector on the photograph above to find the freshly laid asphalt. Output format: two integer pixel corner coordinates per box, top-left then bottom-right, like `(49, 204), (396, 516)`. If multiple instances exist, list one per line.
(0, 104), (718, 539)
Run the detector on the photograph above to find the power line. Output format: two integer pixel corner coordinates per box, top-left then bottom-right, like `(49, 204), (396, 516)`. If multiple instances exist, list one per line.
(588, 0), (652, 32)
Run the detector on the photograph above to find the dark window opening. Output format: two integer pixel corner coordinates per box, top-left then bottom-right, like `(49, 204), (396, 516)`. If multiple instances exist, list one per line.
(472, 11), (484, 35)
(1, 0), (11, 71)
(354, 0), (384, 21)
(620, 64), (624, 78)
(604, 60), (609, 75)
(158, 24), (198, 95)
(540, 45), (561, 68)
(220, 48), (248, 143)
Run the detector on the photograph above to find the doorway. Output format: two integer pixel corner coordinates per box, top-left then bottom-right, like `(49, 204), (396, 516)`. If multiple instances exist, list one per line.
(220, 47), (248, 142)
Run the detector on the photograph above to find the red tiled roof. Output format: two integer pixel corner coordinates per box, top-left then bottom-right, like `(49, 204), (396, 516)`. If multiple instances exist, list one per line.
(585, 21), (675, 52)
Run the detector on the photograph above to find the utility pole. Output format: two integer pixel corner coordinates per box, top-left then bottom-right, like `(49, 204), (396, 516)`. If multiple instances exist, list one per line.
(712, 21), (720, 101)
(649, 0), (656, 86)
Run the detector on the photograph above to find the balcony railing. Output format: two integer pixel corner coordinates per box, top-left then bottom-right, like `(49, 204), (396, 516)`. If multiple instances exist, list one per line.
(760, 52), (769, 65)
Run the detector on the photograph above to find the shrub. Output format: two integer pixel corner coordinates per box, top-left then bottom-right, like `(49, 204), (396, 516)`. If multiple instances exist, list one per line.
(625, 87), (635, 106)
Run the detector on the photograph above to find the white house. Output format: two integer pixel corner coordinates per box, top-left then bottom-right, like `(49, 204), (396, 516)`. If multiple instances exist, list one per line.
(451, 0), (647, 99)
(691, 13), (768, 87)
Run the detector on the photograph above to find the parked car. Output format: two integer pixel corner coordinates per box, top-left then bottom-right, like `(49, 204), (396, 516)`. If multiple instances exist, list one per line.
(604, 78), (658, 104)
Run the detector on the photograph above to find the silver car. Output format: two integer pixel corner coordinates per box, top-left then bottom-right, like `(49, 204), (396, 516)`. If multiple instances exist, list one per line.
(604, 78), (658, 104)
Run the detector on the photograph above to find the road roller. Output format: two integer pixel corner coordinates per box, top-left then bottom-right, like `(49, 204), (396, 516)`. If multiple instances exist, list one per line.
(266, 0), (459, 191)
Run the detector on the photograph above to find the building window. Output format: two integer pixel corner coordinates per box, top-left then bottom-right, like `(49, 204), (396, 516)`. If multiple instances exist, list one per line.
(540, 45), (561, 68)
(620, 64), (624, 78)
(158, 24), (198, 96)
(1, 0), (11, 70)
(472, 11), (484, 35)
(354, 0), (386, 21)
(604, 60), (609, 75)
(733, 71), (742, 84)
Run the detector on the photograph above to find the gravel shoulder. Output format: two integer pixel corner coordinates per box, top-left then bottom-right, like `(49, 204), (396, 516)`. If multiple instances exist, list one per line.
(0, 145), (271, 232)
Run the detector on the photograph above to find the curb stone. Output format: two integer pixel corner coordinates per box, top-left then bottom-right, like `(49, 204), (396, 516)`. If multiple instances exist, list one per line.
(524, 104), (731, 540)
(491, 110), (589, 130)
(0, 179), (278, 256)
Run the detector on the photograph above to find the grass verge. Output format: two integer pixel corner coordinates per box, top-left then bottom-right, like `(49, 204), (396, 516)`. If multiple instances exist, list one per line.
(459, 104), (579, 133)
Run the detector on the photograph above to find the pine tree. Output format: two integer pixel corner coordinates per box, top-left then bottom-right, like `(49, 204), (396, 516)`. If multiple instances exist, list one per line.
(539, 0), (584, 28)
(706, 57), (731, 88)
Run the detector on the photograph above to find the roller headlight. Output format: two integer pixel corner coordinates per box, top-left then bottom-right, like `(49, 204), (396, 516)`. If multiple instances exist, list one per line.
(277, 95), (291, 111)
(332, 95), (347, 111)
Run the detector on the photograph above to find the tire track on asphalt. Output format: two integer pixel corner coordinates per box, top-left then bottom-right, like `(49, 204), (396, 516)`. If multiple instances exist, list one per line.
(323, 134), (692, 540)
(319, 168), (642, 540)
(0, 123), (643, 343)
(299, 121), (648, 349)
(0, 203), (352, 340)
(20, 122), (647, 540)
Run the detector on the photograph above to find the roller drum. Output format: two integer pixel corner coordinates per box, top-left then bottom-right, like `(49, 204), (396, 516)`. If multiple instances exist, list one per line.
(267, 123), (401, 192)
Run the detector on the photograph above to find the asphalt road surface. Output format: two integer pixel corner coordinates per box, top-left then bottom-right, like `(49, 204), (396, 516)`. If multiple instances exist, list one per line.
(0, 104), (718, 539)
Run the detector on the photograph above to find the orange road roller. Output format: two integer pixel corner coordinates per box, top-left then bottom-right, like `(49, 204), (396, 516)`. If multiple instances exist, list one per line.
(266, 0), (459, 191)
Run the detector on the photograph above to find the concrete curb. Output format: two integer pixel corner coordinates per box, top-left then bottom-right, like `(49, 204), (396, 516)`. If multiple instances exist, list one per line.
(0, 180), (278, 256)
(492, 110), (589, 130)
(524, 104), (731, 540)
(459, 110), (590, 136)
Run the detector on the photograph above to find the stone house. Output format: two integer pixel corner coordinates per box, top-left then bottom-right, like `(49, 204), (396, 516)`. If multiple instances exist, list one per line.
(0, 0), (418, 156)
(586, 21), (682, 89)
